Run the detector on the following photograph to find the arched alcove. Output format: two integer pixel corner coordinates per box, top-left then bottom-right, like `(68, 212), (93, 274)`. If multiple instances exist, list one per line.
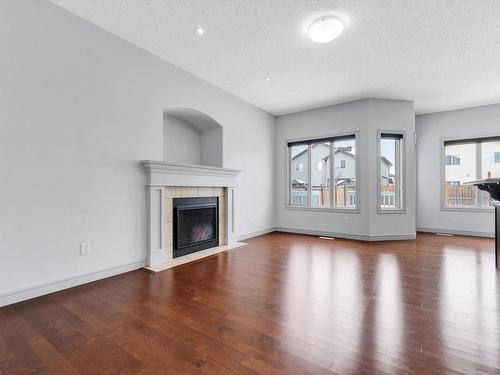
(163, 107), (223, 167)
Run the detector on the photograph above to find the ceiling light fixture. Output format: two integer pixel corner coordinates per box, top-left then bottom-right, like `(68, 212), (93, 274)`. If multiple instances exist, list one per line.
(194, 25), (204, 35)
(264, 77), (271, 82)
(308, 16), (344, 43)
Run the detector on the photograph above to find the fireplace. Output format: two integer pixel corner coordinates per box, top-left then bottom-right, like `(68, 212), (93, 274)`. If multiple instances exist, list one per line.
(173, 196), (219, 258)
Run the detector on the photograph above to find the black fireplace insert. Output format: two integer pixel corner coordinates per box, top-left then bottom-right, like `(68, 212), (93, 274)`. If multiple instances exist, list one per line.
(173, 196), (219, 258)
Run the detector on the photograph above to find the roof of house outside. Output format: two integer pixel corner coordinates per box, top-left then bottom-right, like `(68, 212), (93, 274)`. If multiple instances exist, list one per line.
(381, 156), (393, 166)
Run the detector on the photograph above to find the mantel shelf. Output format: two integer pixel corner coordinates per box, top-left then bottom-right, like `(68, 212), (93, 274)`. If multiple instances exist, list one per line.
(141, 160), (241, 187)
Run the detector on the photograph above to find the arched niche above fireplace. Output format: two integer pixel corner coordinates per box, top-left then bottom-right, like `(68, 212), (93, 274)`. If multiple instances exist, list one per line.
(163, 107), (223, 168)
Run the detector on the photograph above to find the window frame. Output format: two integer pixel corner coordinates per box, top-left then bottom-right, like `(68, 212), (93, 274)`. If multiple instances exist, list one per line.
(440, 135), (499, 212)
(377, 130), (406, 214)
(285, 131), (360, 213)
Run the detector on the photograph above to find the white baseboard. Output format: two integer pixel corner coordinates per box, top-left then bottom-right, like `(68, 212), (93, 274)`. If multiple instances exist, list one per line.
(0, 258), (146, 307)
(237, 227), (276, 241)
(275, 227), (416, 241)
(417, 227), (494, 238)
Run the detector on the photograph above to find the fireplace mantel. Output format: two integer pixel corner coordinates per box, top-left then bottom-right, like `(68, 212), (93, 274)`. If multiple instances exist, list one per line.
(141, 160), (241, 187)
(141, 161), (242, 269)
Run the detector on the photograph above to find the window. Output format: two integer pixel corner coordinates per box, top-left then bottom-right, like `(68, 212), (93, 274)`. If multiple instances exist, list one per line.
(443, 137), (500, 209)
(290, 146), (308, 205)
(288, 133), (357, 209)
(445, 155), (461, 166)
(294, 162), (303, 172)
(379, 132), (404, 211)
(484, 151), (500, 164)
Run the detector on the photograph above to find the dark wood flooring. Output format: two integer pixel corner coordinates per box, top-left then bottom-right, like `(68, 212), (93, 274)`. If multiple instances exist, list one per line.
(1, 232), (499, 374)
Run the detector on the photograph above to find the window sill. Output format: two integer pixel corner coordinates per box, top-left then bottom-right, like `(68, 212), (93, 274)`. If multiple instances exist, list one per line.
(285, 205), (360, 213)
(440, 206), (494, 213)
(378, 208), (406, 214)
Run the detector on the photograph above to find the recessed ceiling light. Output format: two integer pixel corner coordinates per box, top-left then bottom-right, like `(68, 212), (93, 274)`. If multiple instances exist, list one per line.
(264, 77), (271, 82)
(194, 25), (204, 35)
(308, 16), (344, 43)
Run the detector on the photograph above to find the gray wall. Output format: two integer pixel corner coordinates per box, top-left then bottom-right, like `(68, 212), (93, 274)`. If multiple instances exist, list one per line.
(0, 0), (275, 301)
(200, 128), (223, 168)
(416, 103), (500, 236)
(163, 115), (202, 165)
(275, 99), (416, 239)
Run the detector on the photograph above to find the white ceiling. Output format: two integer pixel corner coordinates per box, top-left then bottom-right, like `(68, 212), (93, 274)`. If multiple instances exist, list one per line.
(51, 0), (500, 116)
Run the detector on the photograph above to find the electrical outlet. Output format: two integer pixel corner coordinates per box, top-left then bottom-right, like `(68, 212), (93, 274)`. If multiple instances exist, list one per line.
(183, 146), (188, 154)
(80, 242), (90, 256)
(343, 216), (349, 225)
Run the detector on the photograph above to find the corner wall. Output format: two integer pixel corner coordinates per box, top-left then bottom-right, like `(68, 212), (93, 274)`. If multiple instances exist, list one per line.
(416, 104), (500, 237)
(275, 99), (416, 240)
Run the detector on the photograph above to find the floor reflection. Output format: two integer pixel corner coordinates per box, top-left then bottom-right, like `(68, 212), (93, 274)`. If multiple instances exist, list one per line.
(373, 253), (406, 370)
(283, 243), (365, 370)
(439, 245), (499, 371)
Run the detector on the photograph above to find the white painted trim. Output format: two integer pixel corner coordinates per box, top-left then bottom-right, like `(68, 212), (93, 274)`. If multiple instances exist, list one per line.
(141, 160), (241, 177)
(417, 227), (494, 238)
(275, 227), (416, 242)
(147, 186), (167, 267)
(0, 259), (146, 307)
(237, 227), (276, 241)
(141, 160), (241, 187)
(227, 187), (237, 244)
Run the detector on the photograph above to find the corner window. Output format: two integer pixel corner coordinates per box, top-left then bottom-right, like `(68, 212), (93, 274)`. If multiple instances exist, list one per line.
(288, 134), (357, 209)
(443, 137), (500, 209)
(379, 132), (404, 211)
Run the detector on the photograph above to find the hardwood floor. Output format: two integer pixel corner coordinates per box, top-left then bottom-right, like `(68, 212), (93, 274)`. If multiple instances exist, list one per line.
(1, 232), (499, 374)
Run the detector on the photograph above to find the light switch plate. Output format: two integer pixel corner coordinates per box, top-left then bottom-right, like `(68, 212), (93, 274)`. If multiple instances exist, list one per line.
(80, 242), (90, 256)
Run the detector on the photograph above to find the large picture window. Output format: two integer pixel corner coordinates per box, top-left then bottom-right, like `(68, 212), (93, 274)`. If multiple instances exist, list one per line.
(443, 136), (500, 209)
(288, 133), (357, 209)
(378, 132), (404, 211)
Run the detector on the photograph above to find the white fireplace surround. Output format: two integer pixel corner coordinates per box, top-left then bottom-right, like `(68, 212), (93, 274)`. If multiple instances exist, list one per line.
(141, 160), (242, 269)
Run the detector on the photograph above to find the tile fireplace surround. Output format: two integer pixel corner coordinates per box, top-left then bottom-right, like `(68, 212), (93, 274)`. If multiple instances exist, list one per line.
(141, 161), (244, 271)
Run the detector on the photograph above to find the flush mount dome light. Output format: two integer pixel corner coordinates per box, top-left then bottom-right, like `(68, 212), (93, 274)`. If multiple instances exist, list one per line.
(308, 16), (344, 43)
(194, 25), (205, 35)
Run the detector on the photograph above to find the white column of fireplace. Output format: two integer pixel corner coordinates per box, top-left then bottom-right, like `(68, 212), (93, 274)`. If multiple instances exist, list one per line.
(141, 160), (242, 269)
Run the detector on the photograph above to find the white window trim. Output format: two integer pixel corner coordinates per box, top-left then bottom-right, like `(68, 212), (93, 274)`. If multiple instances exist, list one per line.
(377, 129), (406, 214)
(285, 131), (360, 213)
(440, 135), (496, 212)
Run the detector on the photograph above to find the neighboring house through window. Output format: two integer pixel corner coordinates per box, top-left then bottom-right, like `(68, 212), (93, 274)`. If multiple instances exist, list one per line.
(445, 155), (461, 165)
(288, 134), (358, 209)
(378, 132), (404, 211)
(484, 151), (500, 164)
(443, 136), (500, 208)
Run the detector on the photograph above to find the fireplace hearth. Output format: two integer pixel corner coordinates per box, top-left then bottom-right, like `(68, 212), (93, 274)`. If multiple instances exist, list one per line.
(173, 196), (219, 258)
